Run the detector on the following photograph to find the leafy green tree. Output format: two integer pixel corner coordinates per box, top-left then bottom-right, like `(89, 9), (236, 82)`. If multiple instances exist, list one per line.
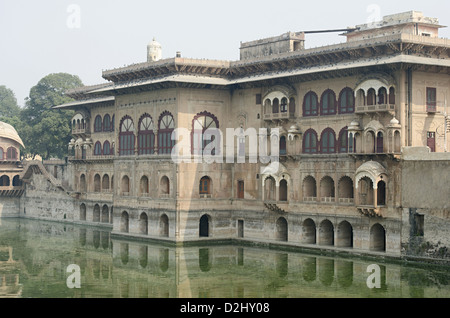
(20, 73), (83, 159)
(0, 85), (21, 119)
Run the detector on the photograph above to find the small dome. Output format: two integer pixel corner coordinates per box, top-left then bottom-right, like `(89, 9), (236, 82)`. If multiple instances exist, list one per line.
(389, 117), (400, 126)
(0, 121), (24, 148)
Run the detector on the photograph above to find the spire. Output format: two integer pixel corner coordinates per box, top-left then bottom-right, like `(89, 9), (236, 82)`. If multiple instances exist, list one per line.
(147, 38), (162, 62)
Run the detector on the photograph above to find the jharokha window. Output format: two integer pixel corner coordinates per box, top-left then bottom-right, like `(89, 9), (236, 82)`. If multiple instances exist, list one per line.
(158, 112), (175, 155)
(192, 112), (220, 155)
(320, 90), (336, 116)
(103, 114), (112, 132)
(303, 129), (318, 154)
(338, 88), (355, 114)
(138, 114), (155, 155)
(6, 147), (17, 160)
(320, 128), (336, 154)
(119, 116), (135, 156)
(94, 141), (102, 156)
(303, 91), (318, 117)
(94, 115), (102, 132)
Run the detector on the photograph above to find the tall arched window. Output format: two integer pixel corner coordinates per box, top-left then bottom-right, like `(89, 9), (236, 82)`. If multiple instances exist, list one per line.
(389, 87), (396, 104)
(6, 147), (17, 160)
(338, 88), (355, 114)
(367, 89), (376, 106)
(0, 147), (4, 160)
(192, 112), (219, 155)
(103, 141), (111, 155)
(94, 115), (102, 132)
(320, 89), (336, 116)
(138, 114), (155, 155)
(94, 141), (102, 156)
(103, 114), (111, 132)
(303, 129), (318, 154)
(320, 128), (336, 154)
(119, 116), (135, 156)
(303, 91), (318, 117)
(280, 136), (287, 155)
(338, 128), (349, 153)
(158, 112), (175, 155)
(280, 98), (288, 113)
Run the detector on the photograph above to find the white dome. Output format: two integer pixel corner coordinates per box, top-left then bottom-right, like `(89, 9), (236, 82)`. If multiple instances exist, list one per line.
(0, 121), (24, 148)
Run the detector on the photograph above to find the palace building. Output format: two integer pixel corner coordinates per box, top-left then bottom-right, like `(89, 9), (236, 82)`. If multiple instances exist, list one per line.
(17, 11), (450, 259)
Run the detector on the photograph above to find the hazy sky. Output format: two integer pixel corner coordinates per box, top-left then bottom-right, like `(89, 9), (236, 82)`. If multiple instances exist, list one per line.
(1, 0), (449, 107)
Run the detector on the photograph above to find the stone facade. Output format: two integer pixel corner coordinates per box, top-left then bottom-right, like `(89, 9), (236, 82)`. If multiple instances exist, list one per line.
(10, 11), (450, 262)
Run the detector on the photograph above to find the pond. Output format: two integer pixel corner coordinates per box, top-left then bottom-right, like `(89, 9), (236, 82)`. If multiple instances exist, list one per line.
(0, 218), (449, 299)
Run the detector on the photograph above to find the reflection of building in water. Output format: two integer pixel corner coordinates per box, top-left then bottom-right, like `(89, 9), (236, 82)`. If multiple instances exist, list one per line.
(0, 246), (22, 297)
(8, 11), (450, 261)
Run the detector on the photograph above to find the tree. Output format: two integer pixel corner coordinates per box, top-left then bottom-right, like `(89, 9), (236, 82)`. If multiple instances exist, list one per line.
(0, 85), (21, 119)
(20, 73), (83, 159)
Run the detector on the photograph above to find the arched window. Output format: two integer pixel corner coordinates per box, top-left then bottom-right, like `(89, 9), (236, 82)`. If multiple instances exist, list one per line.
(94, 115), (102, 132)
(94, 141), (102, 156)
(140, 175), (149, 194)
(320, 89), (336, 116)
(79, 174), (86, 192)
(199, 176), (211, 195)
(0, 147), (4, 160)
(280, 136), (287, 155)
(6, 147), (17, 160)
(272, 98), (279, 114)
(338, 88), (355, 114)
(338, 128), (348, 153)
(102, 174), (110, 191)
(389, 87), (396, 104)
(121, 175), (130, 194)
(103, 114), (111, 132)
(367, 89), (376, 106)
(376, 132), (384, 153)
(158, 112), (175, 155)
(320, 128), (336, 154)
(280, 98), (288, 113)
(119, 116), (135, 156)
(303, 91), (318, 117)
(303, 129), (318, 154)
(138, 114), (155, 155)
(279, 179), (288, 202)
(94, 174), (101, 192)
(103, 141), (111, 155)
(160, 176), (170, 195)
(192, 112), (219, 155)
(378, 87), (387, 104)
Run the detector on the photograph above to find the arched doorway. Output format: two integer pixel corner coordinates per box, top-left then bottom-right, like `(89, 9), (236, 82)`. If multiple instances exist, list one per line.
(160, 214), (169, 237)
(276, 217), (288, 242)
(337, 221), (353, 248)
(121, 211), (129, 233)
(319, 220), (334, 246)
(93, 204), (100, 222)
(199, 214), (210, 237)
(101, 205), (109, 223)
(139, 212), (148, 235)
(370, 223), (386, 252)
(80, 204), (86, 221)
(302, 219), (316, 244)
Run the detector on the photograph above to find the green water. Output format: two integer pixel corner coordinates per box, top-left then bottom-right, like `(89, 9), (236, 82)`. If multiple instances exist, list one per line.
(0, 218), (449, 298)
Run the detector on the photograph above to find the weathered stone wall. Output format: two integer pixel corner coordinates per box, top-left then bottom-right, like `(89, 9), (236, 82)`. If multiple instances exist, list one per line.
(401, 147), (450, 260)
(0, 197), (20, 218)
(20, 172), (77, 221)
